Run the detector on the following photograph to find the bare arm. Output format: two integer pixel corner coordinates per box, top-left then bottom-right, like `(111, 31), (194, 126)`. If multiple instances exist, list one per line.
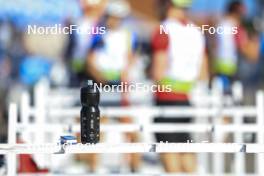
(239, 37), (260, 63)
(151, 50), (167, 82)
(198, 53), (209, 81)
(237, 29), (260, 63)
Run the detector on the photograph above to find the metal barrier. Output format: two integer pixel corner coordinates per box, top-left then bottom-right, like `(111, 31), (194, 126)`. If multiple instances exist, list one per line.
(4, 80), (264, 175)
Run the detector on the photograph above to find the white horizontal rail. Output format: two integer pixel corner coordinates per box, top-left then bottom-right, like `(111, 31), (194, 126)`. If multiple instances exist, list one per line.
(18, 174), (258, 176)
(45, 94), (234, 105)
(16, 124), (263, 133)
(0, 143), (263, 154)
(47, 106), (257, 118)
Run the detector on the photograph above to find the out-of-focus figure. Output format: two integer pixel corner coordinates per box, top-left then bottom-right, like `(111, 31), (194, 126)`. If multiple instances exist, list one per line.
(151, 0), (208, 173)
(86, 0), (140, 172)
(0, 20), (13, 165)
(72, 0), (108, 172)
(213, 0), (260, 93)
(70, 0), (107, 85)
(87, 0), (135, 85)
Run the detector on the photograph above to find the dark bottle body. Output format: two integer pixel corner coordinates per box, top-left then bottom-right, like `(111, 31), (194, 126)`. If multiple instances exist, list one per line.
(80, 81), (100, 144)
(81, 106), (100, 144)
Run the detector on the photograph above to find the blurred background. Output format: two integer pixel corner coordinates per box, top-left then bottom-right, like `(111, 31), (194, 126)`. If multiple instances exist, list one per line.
(0, 0), (264, 175)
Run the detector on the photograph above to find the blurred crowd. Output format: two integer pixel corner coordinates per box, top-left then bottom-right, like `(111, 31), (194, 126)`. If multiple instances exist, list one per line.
(0, 0), (264, 173)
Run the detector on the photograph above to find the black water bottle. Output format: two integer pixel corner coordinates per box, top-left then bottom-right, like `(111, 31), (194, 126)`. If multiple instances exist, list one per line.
(81, 80), (100, 144)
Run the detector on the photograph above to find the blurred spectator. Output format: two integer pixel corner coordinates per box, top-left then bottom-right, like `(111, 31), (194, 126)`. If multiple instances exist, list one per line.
(86, 0), (140, 172)
(23, 33), (68, 87)
(0, 19), (12, 153)
(260, 34), (264, 81)
(69, 0), (107, 86)
(68, 0), (108, 172)
(87, 1), (136, 85)
(213, 0), (260, 93)
(151, 0), (208, 173)
(19, 56), (52, 86)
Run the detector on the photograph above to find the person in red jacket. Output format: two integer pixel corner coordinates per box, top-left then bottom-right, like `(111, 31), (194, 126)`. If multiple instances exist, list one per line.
(151, 0), (208, 173)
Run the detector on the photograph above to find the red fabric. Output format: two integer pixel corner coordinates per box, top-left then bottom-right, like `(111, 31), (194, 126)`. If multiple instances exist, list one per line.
(121, 92), (130, 106)
(151, 27), (189, 101)
(18, 155), (48, 173)
(155, 91), (189, 101)
(151, 19), (189, 52)
(151, 28), (169, 52)
(235, 26), (247, 49)
(179, 19), (189, 26)
(17, 139), (49, 173)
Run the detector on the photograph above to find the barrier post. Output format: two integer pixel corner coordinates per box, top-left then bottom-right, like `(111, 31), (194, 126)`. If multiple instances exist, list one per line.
(33, 80), (49, 168)
(234, 113), (244, 175)
(212, 78), (225, 175)
(233, 81), (244, 175)
(7, 103), (17, 176)
(20, 92), (32, 142)
(34, 80), (48, 143)
(256, 91), (264, 175)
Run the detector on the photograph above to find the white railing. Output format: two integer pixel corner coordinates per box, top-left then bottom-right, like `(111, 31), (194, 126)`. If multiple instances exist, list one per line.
(4, 80), (264, 175)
